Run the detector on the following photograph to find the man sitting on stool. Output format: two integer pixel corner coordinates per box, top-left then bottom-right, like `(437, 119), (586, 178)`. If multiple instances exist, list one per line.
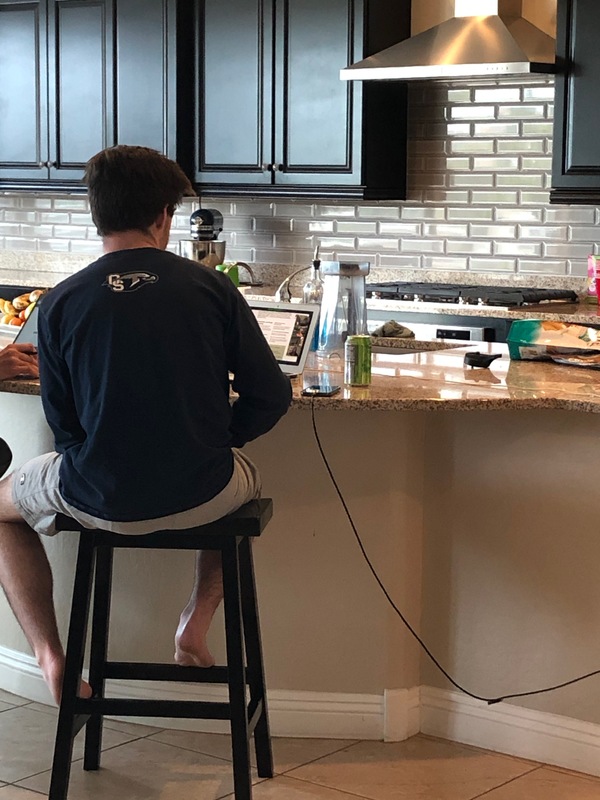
(0, 145), (292, 704)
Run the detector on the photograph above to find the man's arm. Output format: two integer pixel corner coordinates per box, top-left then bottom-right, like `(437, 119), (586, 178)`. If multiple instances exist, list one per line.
(225, 289), (292, 448)
(37, 308), (85, 453)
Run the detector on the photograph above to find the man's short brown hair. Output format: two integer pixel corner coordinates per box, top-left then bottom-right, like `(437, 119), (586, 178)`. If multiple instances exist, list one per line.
(83, 145), (195, 236)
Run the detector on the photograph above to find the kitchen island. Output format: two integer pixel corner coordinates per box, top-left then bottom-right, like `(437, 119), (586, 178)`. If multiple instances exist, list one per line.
(2, 346), (600, 776)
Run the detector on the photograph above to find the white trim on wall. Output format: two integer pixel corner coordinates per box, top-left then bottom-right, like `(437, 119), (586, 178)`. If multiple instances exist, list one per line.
(3, 643), (600, 777)
(0, 644), (418, 741)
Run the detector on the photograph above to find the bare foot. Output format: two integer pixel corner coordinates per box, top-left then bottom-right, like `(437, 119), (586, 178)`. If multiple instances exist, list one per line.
(174, 607), (216, 668)
(39, 650), (93, 705)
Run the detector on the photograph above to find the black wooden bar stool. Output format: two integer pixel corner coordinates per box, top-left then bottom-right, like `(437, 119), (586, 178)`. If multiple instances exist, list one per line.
(49, 498), (274, 800)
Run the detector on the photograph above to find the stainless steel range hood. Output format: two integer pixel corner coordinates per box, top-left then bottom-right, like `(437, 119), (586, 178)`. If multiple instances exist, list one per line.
(341, 0), (556, 82)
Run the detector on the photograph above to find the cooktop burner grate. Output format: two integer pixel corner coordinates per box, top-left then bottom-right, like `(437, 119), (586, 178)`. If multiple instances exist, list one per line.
(366, 282), (579, 307)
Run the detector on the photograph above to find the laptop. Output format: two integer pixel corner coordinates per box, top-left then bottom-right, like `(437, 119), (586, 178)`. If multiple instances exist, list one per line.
(12, 301), (40, 347)
(247, 300), (320, 376)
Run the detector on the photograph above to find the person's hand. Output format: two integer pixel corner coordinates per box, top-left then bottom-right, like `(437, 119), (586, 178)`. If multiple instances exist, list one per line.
(0, 344), (39, 381)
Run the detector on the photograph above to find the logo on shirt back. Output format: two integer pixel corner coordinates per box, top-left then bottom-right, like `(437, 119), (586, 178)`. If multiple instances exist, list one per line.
(104, 272), (159, 292)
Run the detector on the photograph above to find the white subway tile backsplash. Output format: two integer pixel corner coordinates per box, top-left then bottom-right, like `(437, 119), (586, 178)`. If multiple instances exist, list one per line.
(519, 191), (550, 204)
(520, 225), (567, 240)
(400, 239), (444, 253)
(568, 227), (600, 242)
(470, 224), (516, 239)
(424, 189), (470, 203)
(474, 122), (520, 137)
(337, 221), (377, 234)
(521, 157), (552, 170)
(545, 207), (595, 223)
(443, 123), (472, 137)
(379, 222), (422, 236)
(358, 206), (400, 219)
(544, 243), (593, 258)
(473, 156), (519, 171)
(357, 237), (400, 251)
(0, 77), (596, 282)
(495, 208), (543, 222)
(469, 258), (516, 272)
(518, 259), (567, 274)
(421, 256), (469, 270)
(447, 240), (493, 254)
(474, 88), (521, 103)
(450, 139), (494, 154)
(496, 139), (546, 153)
(317, 205), (356, 217)
(52, 198), (89, 210)
(451, 105), (495, 119)
(423, 224), (468, 238)
(523, 86), (554, 101)
(470, 191), (518, 205)
(498, 105), (544, 118)
(522, 121), (553, 136)
(447, 208), (494, 221)
(496, 174), (545, 188)
(495, 241), (542, 256)
(401, 207), (446, 220)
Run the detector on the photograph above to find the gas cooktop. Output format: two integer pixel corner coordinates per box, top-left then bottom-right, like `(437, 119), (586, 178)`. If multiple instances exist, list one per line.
(366, 282), (579, 308)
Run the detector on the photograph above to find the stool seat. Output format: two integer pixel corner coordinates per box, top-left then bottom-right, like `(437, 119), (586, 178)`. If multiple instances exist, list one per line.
(49, 498), (274, 800)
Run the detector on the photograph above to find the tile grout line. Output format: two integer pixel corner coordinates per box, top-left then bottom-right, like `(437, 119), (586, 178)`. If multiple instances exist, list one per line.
(469, 765), (545, 799)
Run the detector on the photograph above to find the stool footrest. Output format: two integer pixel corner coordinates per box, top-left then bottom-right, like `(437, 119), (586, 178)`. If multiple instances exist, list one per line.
(74, 697), (232, 720)
(248, 699), (263, 735)
(104, 661), (238, 683)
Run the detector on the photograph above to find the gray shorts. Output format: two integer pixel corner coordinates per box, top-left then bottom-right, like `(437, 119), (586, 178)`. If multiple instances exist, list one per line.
(12, 449), (261, 537)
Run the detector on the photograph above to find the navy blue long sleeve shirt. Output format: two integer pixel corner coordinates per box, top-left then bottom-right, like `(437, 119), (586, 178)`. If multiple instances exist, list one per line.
(37, 248), (291, 521)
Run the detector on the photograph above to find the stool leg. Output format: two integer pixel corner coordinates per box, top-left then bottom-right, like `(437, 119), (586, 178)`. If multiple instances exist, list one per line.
(84, 544), (113, 770)
(222, 538), (252, 800)
(49, 534), (95, 800)
(239, 537), (273, 779)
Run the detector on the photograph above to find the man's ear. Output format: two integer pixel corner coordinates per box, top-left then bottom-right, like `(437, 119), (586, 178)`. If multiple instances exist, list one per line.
(156, 206), (171, 229)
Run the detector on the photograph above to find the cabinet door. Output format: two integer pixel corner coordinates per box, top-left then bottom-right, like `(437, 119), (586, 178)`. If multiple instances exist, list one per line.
(0, 0), (49, 182)
(195, 0), (274, 185)
(115, 0), (177, 159)
(47, 0), (115, 181)
(273, 0), (363, 187)
(551, 0), (600, 203)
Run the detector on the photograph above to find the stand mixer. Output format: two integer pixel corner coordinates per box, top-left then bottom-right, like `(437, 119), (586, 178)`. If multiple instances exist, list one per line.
(178, 208), (225, 268)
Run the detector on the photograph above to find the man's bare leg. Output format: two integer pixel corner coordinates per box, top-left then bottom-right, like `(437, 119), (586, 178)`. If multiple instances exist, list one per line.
(0, 474), (91, 704)
(174, 550), (223, 667)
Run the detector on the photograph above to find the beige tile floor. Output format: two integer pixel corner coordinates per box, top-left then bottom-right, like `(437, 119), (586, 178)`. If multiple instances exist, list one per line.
(0, 689), (599, 799)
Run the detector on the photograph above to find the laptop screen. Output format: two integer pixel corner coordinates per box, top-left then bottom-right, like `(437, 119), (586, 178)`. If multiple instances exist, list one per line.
(12, 302), (40, 347)
(247, 300), (320, 375)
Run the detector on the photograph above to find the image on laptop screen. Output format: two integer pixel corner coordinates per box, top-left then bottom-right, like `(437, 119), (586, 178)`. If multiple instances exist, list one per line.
(247, 300), (320, 376)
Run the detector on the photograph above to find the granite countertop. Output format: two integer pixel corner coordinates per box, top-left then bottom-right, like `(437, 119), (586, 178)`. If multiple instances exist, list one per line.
(5, 344), (600, 413)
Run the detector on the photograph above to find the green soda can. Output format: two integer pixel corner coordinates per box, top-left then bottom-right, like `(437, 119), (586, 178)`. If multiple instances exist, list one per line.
(344, 335), (372, 386)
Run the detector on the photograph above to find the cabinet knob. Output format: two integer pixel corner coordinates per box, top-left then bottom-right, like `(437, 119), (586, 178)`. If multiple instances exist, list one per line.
(276, 164), (284, 171)
(263, 163), (274, 172)
(47, 160), (57, 168)
(38, 162), (46, 169)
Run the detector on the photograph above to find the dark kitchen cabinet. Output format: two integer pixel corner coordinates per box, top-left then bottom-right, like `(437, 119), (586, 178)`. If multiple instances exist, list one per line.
(195, 0), (410, 199)
(551, 0), (600, 203)
(0, 0), (179, 191)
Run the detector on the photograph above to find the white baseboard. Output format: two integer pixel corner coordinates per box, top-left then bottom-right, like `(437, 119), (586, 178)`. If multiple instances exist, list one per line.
(0, 644), (417, 741)
(5, 642), (600, 775)
(421, 685), (600, 779)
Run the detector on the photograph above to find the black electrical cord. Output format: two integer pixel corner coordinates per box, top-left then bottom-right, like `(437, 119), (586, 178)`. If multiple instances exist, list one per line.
(310, 398), (600, 705)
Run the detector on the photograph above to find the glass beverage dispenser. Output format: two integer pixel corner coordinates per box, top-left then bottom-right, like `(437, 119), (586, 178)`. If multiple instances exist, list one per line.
(317, 261), (370, 356)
